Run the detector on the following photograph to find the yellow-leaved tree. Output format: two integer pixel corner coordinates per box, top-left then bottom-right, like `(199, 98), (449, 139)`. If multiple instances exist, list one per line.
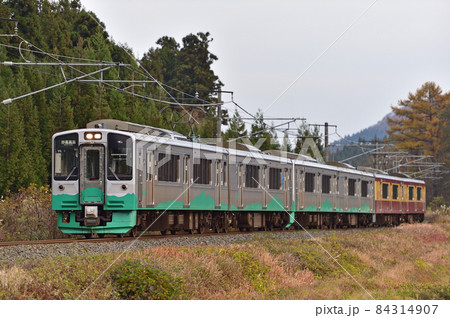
(387, 82), (448, 158)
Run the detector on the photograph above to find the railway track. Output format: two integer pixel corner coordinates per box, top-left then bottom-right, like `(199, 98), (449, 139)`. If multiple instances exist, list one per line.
(0, 226), (382, 248)
(0, 229), (257, 248)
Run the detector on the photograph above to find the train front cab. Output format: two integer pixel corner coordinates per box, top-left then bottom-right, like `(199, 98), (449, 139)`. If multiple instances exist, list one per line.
(374, 176), (425, 225)
(52, 130), (137, 236)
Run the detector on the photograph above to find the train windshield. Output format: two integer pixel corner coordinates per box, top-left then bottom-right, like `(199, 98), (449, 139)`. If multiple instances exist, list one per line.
(107, 133), (133, 180)
(54, 133), (79, 180)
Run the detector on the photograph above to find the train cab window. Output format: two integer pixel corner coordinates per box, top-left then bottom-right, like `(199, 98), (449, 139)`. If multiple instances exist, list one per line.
(392, 184), (399, 200)
(107, 133), (133, 180)
(158, 153), (179, 182)
(417, 187), (422, 201)
(361, 181), (368, 197)
(194, 158), (211, 184)
(409, 186), (414, 201)
(322, 175), (331, 194)
(382, 183), (389, 199)
(245, 165), (260, 188)
(269, 168), (281, 190)
(54, 133), (79, 180)
(348, 179), (356, 196)
(305, 172), (315, 193)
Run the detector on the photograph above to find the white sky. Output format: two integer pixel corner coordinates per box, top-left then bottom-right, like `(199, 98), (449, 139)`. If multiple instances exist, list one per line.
(80, 0), (450, 140)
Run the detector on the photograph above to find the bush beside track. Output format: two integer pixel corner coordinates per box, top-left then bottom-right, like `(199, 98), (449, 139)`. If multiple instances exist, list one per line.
(0, 217), (448, 300)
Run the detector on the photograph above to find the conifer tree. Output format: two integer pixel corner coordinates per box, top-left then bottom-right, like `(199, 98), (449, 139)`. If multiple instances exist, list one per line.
(223, 108), (247, 141)
(387, 82), (446, 157)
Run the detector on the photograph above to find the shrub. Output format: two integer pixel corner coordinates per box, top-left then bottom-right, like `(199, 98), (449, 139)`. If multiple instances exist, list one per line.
(0, 184), (62, 241)
(428, 196), (447, 211)
(110, 260), (186, 300)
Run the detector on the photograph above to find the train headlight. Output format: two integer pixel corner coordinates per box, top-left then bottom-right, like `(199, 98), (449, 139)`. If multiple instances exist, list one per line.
(84, 132), (102, 140)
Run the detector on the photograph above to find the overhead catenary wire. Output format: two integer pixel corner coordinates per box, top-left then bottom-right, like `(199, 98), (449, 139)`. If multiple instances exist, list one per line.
(0, 34), (229, 111)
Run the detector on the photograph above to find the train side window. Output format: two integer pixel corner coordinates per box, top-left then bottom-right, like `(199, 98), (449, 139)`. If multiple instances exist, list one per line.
(409, 186), (414, 200)
(348, 178), (356, 196)
(223, 162), (227, 186)
(245, 165), (260, 188)
(158, 153), (179, 182)
(417, 187), (422, 201)
(361, 181), (368, 197)
(269, 168), (281, 190)
(392, 184), (399, 200)
(382, 183), (389, 199)
(322, 175), (331, 194)
(193, 158), (211, 184)
(305, 172), (315, 192)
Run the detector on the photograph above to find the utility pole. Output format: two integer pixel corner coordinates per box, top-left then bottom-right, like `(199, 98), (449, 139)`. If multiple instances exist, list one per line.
(308, 122), (336, 163)
(217, 90), (222, 139)
(325, 122), (329, 162)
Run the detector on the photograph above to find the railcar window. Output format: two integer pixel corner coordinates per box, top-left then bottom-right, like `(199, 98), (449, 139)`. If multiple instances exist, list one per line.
(86, 150), (100, 180)
(54, 133), (79, 180)
(223, 162), (227, 185)
(269, 168), (281, 190)
(322, 175), (331, 194)
(417, 187), (422, 201)
(107, 133), (133, 180)
(158, 153), (179, 182)
(392, 184), (399, 200)
(382, 183), (389, 199)
(409, 186), (414, 200)
(348, 179), (356, 196)
(193, 158), (211, 184)
(305, 172), (315, 192)
(361, 181), (368, 197)
(245, 165), (260, 188)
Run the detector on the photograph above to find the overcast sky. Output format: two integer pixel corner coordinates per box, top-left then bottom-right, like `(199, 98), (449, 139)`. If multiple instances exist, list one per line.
(80, 0), (450, 141)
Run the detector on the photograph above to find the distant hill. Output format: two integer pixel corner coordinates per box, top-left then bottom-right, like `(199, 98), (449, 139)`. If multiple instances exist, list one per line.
(329, 113), (392, 166)
(335, 113), (391, 145)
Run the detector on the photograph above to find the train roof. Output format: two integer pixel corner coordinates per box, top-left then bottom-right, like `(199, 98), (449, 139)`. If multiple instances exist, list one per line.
(87, 119), (188, 141)
(53, 120), (425, 184)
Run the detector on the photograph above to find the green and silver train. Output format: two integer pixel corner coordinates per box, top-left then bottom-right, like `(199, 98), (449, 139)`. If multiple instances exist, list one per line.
(52, 119), (425, 238)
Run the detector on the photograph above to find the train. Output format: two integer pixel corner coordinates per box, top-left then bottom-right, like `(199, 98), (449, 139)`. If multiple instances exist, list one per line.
(52, 119), (425, 238)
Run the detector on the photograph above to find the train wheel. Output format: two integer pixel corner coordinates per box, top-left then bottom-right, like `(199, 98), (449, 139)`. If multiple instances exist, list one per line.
(188, 229), (196, 234)
(170, 230), (177, 235)
(117, 233), (125, 238)
(129, 227), (137, 237)
(98, 234), (105, 238)
(161, 230), (168, 235)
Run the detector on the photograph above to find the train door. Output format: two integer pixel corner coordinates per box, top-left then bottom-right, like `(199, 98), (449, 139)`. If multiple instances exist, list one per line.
(344, 177), (349, 211)
(284, 168), (290, 208)
(183, 155), (191, 207)
(146, 150), (154, 205)
(296, 169), (302, 210)
(215, 160), (221, 208)
(80, 145), (105, 204)
(238, 164), (244, 208)
(137, 148), (144, 206)
(262, 166), (268, 208)
(332, 175), (337, 210)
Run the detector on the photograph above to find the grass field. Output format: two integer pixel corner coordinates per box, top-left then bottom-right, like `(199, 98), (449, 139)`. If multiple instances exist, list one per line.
(0, 215), (449, 300)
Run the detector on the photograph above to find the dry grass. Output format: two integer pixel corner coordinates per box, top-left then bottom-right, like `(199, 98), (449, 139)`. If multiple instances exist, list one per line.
(0, 220), (449, 300)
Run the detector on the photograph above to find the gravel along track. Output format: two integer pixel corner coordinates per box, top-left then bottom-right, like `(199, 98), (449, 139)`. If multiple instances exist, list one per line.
(0, 228), (381, 263)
